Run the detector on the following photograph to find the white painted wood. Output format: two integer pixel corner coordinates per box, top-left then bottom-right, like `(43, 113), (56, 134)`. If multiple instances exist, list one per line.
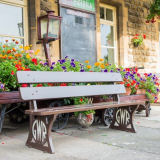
(19, 84), (125, 100)
(17, 71), (123, 83)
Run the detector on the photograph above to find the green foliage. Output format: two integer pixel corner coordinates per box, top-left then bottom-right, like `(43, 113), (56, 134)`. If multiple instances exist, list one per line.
(147, 0), (160, 22)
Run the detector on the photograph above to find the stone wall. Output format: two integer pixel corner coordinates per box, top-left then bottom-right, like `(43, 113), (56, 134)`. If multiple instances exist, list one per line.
(124, 0), (159, 73)
(28, 0), (160, 73)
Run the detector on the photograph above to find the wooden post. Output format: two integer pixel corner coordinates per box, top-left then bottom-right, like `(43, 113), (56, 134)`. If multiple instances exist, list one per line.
(43, 40), (52, 67)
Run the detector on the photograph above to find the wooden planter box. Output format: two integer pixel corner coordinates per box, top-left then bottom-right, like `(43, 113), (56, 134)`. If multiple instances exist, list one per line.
(0, 91), (24, 104)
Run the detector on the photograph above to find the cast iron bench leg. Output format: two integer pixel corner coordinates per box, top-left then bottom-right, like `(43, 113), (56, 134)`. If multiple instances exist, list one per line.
(26, 114), (57, 153)
(110, 105), (139, 133)
(0, 104), (6, 133)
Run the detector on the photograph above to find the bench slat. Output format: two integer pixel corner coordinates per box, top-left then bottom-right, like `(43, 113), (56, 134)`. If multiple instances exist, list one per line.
(25, 100), (146, 116)
(20, 84), (125, 100)
(17, 71), (123, 83)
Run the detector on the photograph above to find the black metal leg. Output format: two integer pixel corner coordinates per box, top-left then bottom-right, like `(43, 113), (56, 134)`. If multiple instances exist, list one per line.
(0, 104), (6, 133)
(110, 105), (139, 133)
(26, 114), (57, 154)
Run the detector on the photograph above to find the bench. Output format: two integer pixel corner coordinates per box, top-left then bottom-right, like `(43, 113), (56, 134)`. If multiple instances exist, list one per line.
(17, 71), (149, 154)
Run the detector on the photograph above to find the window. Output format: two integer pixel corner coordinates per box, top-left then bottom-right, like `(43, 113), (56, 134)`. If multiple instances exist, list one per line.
(0, 0), (28, 45)
(100, 4), (117, 64)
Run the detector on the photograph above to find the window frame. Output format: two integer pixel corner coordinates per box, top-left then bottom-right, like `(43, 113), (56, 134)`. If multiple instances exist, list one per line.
(0, 0), (28, 45)
(99, 4), (118, 64)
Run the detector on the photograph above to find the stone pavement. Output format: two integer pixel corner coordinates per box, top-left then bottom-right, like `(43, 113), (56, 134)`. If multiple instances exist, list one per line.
(0, 105), (160, 160)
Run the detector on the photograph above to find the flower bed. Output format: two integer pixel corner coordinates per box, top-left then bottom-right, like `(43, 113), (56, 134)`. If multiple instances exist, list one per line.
(0, 40), (159, 103)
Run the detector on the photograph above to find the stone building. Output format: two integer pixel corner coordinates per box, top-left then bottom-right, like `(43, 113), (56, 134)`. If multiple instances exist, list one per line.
(0, 0), (159, 73)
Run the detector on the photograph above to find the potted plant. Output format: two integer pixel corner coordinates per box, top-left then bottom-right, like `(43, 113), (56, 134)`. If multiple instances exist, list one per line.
(132, 34), (146, 47)
(64, 97), (95, 128)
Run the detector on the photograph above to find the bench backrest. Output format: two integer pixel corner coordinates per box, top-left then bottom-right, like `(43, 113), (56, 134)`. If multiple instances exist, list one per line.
(17, 71), (125, 102)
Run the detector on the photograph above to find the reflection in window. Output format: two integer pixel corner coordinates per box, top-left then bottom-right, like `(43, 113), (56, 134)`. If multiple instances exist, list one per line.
(0, 3), (23, 37)
(101, 24), (114, 47)
(101, 47), (114, 64)
(106, 8), (113, 21)
(100, 7), (104, 19)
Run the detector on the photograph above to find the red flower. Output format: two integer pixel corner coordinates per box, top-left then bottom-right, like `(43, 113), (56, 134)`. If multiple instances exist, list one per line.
(137, 73), (141, 77)
(126, 84), (130, 87)
(15, 41), (19, 44)
(21, 84), (28, 87)
(37, 84), (43, 87)
(131, 80), (136, 85)
(135, 34), (139, 36)
(145, 20), (150, 23)
(151, 18), (156, 23)
(48, 83), (54, 86)
(60, 83), (67, 86)
(135, 67), (138, 72)
(144, 73), (148, 77)
(80, 98), (83, 102)
(25, 68), (31, 71)
(143, 34), (146, 39)
(120, 82), (125, 84)
(125, 68), (130, 72)
(32, 58), (37, 65)
(11, 71), (14, 75)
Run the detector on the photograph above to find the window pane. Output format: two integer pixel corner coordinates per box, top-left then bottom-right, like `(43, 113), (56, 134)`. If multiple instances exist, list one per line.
(0, 36), (24, 45)
(0, 3), (24, 37)
(101, 24), (114, 47)
(106, 8), (113, 21)
(101, 47), (114, 64)
(48, 19), (60, 39)
(100, 7), (105, 19)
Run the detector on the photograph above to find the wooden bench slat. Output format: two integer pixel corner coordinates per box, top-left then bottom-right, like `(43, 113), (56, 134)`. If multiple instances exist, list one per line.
(120, 94), (148, 101)
(17, 71), (123, 83)
(20, 84), (126, 100)
(25, 100), (146, 116)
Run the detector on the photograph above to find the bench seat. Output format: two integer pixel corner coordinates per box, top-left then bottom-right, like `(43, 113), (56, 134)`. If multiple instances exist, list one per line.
(25, 100), (146, 116)
(16, 71), (149, 154)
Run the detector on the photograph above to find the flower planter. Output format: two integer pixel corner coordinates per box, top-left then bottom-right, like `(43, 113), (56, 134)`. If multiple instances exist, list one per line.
(136, 89), (146, 95)
(124, 87), (131, 96)
(77, 113), (94, 128)
(0, 91), (23, 104)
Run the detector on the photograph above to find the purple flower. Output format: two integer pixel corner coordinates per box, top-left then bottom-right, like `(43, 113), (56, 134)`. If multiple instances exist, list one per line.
(104, 69), (108, 72)
(50, 66), (54, 70)
(117, 68), (121, 71)
(65, 56), (68, 59)
(62, 66), (66, 70)
(52, 62), (55, 65)
(110, 70), (113, 72)
(80, 69), (84, 72)
(124, 75), (128, 79)
(147, 89), (151, 93)
(71, 59), (74, 62)
(157, 88), (160, 92)
(148, 73), (152, 77)
(60, 59), (66, 64)
(44, 62), (48, 66)
(0, 84), (4, 89)
(137, 82), (140, 85)
(155, 96), (158, 100)
(70, 62), (76, 67)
